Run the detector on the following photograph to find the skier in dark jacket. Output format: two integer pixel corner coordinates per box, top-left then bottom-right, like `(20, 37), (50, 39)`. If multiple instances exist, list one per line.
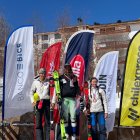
(59, 64), (79, 140)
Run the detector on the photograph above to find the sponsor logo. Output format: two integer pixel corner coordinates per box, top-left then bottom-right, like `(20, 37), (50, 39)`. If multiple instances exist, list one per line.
(13, 43), (24, 101)
(48, 61), (54, 78)
(70, 55), (85, 86)
(128, 46), (140, 121)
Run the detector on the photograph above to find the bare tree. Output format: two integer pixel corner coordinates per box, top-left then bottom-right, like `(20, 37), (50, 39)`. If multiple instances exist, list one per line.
(77, 17), (83, 25)
(26, 13), (45, 33)
(0, 14), (11, 77)
(56, 10), (71, 29)
(26, 13), (47, 74)
(0, 16), (10, 47)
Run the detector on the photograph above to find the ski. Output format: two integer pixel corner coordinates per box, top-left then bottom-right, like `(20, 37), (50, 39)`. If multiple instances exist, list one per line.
(79, 95), (86, 140)
(33, 93), (39, 140)
(50, 77), (55, 140)
(53, 70), (67, 140)
(33, 93), (45, 140)
(83, 81), (92, 140)
(50, 107), (55, 140)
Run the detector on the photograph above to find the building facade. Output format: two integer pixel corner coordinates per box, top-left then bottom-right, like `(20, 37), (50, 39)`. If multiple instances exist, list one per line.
(33, 32), (62, 74)
(34, 19), (140, 76)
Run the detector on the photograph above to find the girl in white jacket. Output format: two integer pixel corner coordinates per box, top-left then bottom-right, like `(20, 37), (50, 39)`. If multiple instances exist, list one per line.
(87, 77), (108, 140)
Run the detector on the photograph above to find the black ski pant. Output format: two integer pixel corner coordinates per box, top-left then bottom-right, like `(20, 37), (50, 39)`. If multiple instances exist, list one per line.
(35, 99), (50, 140)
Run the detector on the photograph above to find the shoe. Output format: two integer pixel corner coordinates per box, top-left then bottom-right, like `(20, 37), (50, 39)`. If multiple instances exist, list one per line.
(65, 133), (69, 139)
(71, 135), (76, 140)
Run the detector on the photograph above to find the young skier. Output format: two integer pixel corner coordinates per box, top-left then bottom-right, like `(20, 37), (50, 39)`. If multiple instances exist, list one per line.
(30, 68), (55, 140)
(84, 77), (108, 140)
(59, 64), (80, 140)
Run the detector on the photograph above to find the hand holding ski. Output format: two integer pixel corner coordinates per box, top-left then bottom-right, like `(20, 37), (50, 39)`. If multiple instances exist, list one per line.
(53, 70), (67, 140)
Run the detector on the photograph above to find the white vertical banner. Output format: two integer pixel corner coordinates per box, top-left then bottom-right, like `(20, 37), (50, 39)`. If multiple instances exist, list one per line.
(3, 26), (34, 119)
(94, 51), (119, 132)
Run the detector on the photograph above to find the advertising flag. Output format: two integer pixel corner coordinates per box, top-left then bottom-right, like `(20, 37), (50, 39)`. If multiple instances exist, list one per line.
(120, 31), (140, 126)
(94, 51), (119, 132)
(64, 30), (94, 86)
(40, 42), (62, 78)
(3, 26), (34, 119)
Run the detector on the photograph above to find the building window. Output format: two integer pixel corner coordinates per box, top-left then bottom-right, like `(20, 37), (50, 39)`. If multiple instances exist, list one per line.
(106, 27), (115, 32)
(42, 43), (48, 50)
(42, 35), (48, 40)
(100, 28), (106, 34)
(55, 33), (61, 39)
(100, 27), (115, 34)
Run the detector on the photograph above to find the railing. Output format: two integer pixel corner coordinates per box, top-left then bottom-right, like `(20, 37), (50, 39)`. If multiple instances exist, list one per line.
(0, 121), (34, 140)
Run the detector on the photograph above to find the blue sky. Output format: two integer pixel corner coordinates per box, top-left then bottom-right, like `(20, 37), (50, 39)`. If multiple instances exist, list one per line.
(0, 0), (140, 32)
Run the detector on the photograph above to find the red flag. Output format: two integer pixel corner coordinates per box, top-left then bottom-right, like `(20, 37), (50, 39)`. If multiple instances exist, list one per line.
(40, 42), (61, 126)
(40, 42), (62, 78)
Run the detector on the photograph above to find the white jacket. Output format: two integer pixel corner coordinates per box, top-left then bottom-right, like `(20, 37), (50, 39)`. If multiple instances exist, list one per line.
(89, 87), (108, 113)
(30, 78), (52, 103)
